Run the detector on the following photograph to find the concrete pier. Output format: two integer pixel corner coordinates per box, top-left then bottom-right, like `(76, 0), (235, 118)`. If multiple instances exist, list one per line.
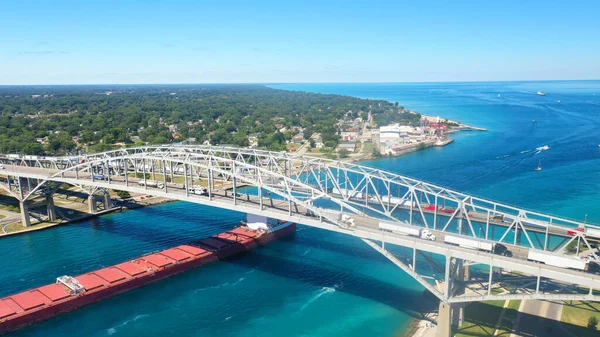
(103, 194), (111, 210)
(19, 200), (31, 227)
(437, 302), (454, 337)
(88, 195), (97, 214)
(46, 196), (56, 221)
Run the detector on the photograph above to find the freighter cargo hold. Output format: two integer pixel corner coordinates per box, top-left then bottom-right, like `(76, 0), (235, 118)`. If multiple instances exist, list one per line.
(0, 220), (296, 335)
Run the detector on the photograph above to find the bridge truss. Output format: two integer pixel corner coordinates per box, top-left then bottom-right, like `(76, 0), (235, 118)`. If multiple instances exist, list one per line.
(1, 145), (600, 309)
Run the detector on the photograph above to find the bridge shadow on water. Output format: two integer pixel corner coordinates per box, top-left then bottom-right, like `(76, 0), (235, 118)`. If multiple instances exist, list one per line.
(76, 204), (243, 247)
(225, 239), (439, 322)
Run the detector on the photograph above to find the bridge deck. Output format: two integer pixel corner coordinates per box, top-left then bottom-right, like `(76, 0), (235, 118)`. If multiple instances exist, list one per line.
(1, 160), (600, 303)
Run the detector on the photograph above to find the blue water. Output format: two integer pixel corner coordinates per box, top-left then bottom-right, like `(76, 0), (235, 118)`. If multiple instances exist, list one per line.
(3, 81), (600, 336)
(273, 81), (600, 223)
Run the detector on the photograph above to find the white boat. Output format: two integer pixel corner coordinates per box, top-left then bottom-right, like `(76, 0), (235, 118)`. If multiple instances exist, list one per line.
(537, 91), (546, 96)
(535, 145), (550, 152)
(536, 160), (542, 171)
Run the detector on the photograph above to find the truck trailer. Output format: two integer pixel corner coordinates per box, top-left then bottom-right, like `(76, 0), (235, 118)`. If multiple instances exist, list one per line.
(444, 234), (512, 256)
(378, 221), (436, 241)
(138, 180), (164, 189)
(527, 249), (593, 271)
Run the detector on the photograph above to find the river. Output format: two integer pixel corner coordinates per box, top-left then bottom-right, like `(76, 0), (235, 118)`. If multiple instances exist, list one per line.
(4, 81), (600, 336)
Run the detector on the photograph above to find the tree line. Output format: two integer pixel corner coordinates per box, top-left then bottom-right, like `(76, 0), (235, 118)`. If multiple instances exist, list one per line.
(0, 84), (402, 155)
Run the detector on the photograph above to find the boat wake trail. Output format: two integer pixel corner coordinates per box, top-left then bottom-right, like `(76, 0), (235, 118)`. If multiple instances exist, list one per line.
(107, 314), (149, 335)
(299, 287), (336, 312)
(301, 249), (311, 256)
(534, 145), (550, 154)
(230, 277), (245, 286)
(497, 146), (549, 160)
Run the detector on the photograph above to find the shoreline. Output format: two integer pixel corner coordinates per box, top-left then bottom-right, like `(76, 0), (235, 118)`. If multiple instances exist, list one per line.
(404, 312), (438, 337)
(0, 196), (175, 238)
(329, 112), (486, 164)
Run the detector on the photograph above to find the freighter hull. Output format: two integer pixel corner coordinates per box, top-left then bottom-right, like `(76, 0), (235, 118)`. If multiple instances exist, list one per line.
(0, 222), (295, 335)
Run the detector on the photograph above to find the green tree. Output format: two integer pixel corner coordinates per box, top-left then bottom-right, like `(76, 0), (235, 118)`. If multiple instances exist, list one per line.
(324, 140), (336, 149)
(338, 149), (350, 158)
(588, 316), (598, 329)
(114, 190), (132, 199)
(372, 147), (381, 158)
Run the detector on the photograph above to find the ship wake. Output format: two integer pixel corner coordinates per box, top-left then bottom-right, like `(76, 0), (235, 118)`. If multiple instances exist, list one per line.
(299, 286), (336, 312)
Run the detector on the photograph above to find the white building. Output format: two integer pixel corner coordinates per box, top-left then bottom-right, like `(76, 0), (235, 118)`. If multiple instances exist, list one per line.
(379, 124), (401, 143)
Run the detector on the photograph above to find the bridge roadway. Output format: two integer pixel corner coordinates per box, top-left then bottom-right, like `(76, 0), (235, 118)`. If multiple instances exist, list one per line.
(2, 164), (600, 302)
(0, 164), (577, 240)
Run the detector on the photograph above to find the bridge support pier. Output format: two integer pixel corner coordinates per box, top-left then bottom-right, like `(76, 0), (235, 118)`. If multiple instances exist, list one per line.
(103, 194), (111, 210)
(88, 195), (97, 214)
(437, 302), (465, 337)
(46, 196), (56, 222)
(19, 200), (31, 227)
(437, 302), (455, 337)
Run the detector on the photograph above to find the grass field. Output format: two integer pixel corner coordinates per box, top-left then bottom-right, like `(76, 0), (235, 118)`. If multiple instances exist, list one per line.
(454, 300), (516, 337)
(362, 142), (375, 155)
(561, 301), (600, 336)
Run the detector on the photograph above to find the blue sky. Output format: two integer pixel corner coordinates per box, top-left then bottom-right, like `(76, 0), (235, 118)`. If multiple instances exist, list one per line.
(1, 0), (599, 84)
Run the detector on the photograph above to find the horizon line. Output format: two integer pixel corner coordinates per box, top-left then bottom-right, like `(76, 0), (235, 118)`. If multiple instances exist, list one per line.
(1, 79), (600, 87)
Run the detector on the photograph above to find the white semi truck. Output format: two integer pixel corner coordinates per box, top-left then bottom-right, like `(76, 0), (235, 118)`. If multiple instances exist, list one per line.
(378, 221), (436, 241)
(585, 227), (600, 239)
(526, 249), (600, 273)
(138, 180), (164, 189)
(341, 214), (356, 227)
(444, 234), (512, 257)
(188, 187), (208, 195)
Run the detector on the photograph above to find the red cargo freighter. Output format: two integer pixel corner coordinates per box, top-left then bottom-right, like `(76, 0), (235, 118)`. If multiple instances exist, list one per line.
(0, 221), (296, 335)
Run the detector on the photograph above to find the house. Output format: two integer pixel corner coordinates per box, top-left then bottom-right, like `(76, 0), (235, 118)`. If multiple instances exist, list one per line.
(248, 133), (260, 148)
(291, 133), (304, 144)
(336, 141), (356, 152)
(340, 131), (357, 142)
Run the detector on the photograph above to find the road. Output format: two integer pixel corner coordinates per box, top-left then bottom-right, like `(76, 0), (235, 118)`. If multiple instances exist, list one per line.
(511, 300), (569, 337)
(2, 164), (600, 302)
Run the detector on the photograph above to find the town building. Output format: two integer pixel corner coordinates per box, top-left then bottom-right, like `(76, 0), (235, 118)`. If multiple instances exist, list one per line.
(336, 141), (356, 152)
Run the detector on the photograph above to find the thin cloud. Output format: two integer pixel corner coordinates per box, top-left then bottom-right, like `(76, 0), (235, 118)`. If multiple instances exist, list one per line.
(17, 51), (53, 55)
(37, 41), (49, 45)
(162, 44), (176, 48)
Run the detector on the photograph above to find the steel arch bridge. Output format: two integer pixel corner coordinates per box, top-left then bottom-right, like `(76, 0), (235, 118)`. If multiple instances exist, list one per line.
(1, 145), (600, 335)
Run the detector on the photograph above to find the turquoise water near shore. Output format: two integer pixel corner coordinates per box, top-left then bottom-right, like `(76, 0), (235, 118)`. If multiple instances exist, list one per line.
(3, 81), (600, 336)
(273, 81), (600, 223)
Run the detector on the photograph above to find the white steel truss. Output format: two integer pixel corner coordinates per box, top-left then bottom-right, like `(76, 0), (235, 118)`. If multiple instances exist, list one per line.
(1, 145), (600, 303)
